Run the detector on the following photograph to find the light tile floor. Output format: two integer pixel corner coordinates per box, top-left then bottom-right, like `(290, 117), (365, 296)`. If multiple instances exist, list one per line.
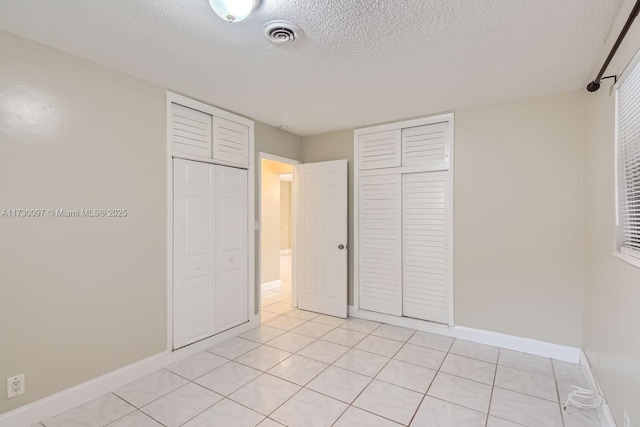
(37, 256), (604, 427)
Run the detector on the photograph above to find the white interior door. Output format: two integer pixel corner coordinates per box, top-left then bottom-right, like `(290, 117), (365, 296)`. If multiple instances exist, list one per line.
(215, 165), (249, 332)
(296, 160), (348, 318)
(173, 158), (216, 349)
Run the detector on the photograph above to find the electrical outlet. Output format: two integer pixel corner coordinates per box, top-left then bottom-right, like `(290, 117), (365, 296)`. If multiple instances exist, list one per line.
(6, 374), (25, 399)
(625, 411), (631, 427)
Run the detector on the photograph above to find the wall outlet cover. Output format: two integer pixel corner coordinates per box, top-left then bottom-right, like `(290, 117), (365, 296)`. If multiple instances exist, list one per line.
(6, 374), (25, 399)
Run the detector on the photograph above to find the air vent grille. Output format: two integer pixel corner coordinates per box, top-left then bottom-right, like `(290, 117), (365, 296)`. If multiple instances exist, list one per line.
(264, 20), (301, 44)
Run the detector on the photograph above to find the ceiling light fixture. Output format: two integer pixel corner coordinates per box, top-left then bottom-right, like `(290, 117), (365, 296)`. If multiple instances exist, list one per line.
(208, 0), (260, 23)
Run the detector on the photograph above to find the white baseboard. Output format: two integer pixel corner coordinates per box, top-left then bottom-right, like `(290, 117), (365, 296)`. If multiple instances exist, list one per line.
(0, 318), (259, 427)
(261, 279), (282, 292)
(348, 306), (581, 363)
(580, 351), (617, 427)
(280, 249), (291, 255)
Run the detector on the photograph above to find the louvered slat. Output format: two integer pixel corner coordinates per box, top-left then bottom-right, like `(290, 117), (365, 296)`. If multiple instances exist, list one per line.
(213, 116), (249, 167)
(618, 56), (640, 258)
(402, 122), (449, 167)
(402, 172), (449, 323)
(358, 130), (402, 170)
(358, 174), (402, 315)
(171, 103), (212, 157)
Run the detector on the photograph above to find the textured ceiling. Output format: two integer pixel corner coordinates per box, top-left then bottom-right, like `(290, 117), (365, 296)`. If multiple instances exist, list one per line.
(0, 0), (624, 135)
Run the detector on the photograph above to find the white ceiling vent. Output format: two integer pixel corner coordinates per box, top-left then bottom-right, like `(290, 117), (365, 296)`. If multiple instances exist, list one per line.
(264, 20), (301, 44)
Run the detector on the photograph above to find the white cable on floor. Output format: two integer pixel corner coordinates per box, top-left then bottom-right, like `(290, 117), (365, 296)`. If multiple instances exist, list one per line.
(562, 385), (605, 411)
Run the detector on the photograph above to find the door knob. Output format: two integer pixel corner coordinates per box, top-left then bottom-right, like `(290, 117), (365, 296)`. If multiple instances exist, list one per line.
(338, 244), (345, 250)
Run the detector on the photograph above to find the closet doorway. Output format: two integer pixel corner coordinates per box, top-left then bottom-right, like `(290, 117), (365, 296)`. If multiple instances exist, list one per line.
(259, 154), (300, 318)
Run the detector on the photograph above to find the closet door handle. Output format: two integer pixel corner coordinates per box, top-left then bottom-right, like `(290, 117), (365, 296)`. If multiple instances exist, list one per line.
(338, 244), (345, 250)
(229, 257), (236, 263)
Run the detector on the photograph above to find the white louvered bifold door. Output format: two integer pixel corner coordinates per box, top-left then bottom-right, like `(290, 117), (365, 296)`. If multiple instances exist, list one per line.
(402, 122), (450, 169)
(171, 103), (213, 157)
(357, 130), (402, 170)
(358, 174), (403, 316)
(213, 116), (249, 168)
(402, 171), (450, 324)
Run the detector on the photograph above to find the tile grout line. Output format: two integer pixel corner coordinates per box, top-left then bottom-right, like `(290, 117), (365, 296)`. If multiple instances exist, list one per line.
(249, 318), (384, 425)
(250, 318), (375, 424)
(247, 317), (529, 422)
(332, 324), (414, 426)
(52, 297), (584, 427)
(173, 393), (226, 427)
(406, 335), (454, 426)
(484, 347), (500, 427)
(551, 359), (567, 427)
(257, 302), (590, 426)
(175, 321), (560, 426)
(126, 349), (263, 426)
(139, 380), (226, 427)
(224, 320), (358, 422)
(115, 374), (204, 414)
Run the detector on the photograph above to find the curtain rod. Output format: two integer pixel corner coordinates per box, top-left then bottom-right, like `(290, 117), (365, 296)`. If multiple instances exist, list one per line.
(587, 0), (640, 92)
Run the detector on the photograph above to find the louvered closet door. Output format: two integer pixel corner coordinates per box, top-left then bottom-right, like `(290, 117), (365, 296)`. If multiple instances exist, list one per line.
(402, 122), (449, 168)
(402, 171), (449, 324)
(358, 130), (402, 170)
(213, 117), (249, 167)
(215, 165), (248, 332)
(171, 103), (213, 157)
(358, 174), (403, 316)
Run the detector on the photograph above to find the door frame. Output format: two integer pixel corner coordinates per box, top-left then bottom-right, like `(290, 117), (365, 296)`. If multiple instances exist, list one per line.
(258, 152), (302, 312)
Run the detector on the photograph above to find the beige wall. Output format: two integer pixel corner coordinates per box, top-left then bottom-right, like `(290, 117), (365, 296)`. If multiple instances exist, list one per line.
(0, 30), (304, 414)
(302, 130), (355, 303)
(0, 31), (167, 414)
(454, 92), (584, 346)
(583, 85), (640, 426)
(582, 0), (640, 423)
(260, 159), (280, 284)
(302, 93), (585, 347)
(280, 181), (292, 250)
(5, 5), (640, 420)
(260, 159), (292, 284)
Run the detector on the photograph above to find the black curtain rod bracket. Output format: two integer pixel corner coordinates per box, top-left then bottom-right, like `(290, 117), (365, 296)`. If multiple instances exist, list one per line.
(586, 75), (618, 92)
(587, 0), (640, 92)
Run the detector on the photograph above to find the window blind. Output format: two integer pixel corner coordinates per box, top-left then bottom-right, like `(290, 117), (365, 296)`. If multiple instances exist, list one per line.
(617, 59), (640, 258)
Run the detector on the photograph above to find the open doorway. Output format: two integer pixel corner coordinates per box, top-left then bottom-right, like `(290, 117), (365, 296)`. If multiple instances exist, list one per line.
(259, 154), (299, 322)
